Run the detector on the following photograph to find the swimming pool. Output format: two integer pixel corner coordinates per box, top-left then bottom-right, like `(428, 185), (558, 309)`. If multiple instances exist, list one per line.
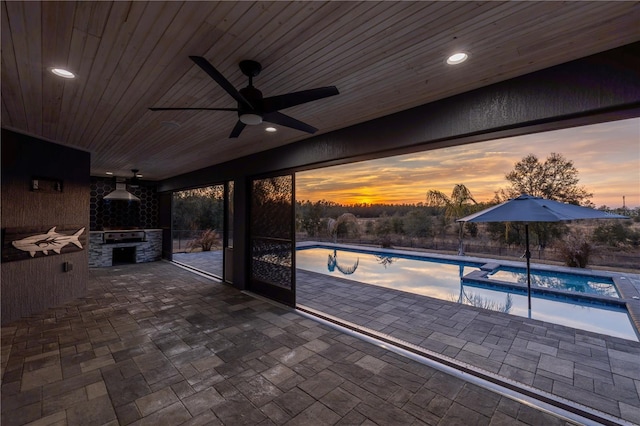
(296, 245), (638, 341)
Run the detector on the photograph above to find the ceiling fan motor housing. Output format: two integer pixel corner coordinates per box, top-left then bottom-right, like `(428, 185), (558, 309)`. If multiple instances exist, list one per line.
(239, 60), (262, 78)
(239, 86), (263, 113)
(238, 86), (264, 124)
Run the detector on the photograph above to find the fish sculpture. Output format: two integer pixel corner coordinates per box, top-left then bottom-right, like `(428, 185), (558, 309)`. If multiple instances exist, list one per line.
(11, 226), (85, 257)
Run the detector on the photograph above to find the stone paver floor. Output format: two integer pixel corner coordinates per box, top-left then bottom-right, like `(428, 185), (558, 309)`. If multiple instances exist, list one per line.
(297, 270), (640, 425)
(1, 262), (583, 426)
(165, 250), (640, 424)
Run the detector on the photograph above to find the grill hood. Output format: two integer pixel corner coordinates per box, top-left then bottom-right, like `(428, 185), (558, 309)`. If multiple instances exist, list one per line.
(103, 183), (140, 202)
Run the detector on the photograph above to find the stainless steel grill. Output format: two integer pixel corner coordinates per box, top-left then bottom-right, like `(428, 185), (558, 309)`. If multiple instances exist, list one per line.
(103, 230), (145, 244)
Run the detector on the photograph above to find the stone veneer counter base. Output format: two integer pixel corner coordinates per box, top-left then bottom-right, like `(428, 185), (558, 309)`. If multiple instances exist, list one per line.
(89, 229), (162, 267)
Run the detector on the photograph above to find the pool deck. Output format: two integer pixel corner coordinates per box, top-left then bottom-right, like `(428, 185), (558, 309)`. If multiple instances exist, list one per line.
(173, 248), (640, 424)
(297, 270), (640, 424)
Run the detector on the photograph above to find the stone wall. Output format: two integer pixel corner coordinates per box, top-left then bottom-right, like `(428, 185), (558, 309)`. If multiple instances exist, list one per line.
(89, 230), (162, 268)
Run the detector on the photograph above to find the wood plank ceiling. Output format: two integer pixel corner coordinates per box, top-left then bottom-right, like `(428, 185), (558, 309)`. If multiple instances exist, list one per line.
(2, 1), (639, 180)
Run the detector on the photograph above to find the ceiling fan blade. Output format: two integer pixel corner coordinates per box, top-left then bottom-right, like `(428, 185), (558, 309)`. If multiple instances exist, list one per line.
(189, 56), (253, 110)
(229, 120), (246, 138)
(149, 107), (239, 111)
(264, 111), (318, 134)
(262, 86), (339, 113)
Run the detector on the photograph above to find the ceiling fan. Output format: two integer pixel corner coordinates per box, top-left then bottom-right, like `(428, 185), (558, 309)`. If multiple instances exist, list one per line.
(150, 56), (339, 138)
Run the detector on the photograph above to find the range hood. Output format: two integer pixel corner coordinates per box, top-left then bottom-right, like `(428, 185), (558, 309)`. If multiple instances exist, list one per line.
(103, 183), (140, 202)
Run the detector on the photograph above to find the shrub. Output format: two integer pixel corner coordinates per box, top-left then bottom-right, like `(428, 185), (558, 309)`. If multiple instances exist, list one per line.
(465, 222), (478, 238)
(188, 229), (221, 252)
(379, 235), (393, 248)
(558, 231), (592, 268)
(404, 209), (433, 238)
(592, 222), (640, 247)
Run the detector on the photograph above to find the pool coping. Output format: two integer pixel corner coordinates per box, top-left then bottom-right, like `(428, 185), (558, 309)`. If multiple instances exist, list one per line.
(297, 241), (640, 340)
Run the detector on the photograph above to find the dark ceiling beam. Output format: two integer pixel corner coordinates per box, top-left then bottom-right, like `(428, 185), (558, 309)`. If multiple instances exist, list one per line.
(159, 42), (640, 193)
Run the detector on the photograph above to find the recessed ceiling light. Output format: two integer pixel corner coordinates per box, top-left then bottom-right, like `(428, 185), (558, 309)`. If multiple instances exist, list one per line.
(105, 171), (113, 175)
(265, 127), (277, 133)
(446, 52), (469, 65)
(50, 67), (76, 78)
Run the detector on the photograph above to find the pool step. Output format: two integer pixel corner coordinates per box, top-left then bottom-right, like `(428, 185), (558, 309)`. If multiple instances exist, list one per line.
(461, 272), (626, 307)
(480, 262), (500, 272)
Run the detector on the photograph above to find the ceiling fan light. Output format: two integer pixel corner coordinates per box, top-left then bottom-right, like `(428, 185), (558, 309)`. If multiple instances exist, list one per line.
(239, 113), (263, 125)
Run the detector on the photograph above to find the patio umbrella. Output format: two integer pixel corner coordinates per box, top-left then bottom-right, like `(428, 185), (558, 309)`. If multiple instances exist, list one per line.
(457, 194), (628, 312)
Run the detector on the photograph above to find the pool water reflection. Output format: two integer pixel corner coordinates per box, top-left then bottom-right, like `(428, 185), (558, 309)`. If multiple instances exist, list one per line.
(298, 247), (481, 300)
(296, 246), (638, 341)
(488, 267), (619, 298)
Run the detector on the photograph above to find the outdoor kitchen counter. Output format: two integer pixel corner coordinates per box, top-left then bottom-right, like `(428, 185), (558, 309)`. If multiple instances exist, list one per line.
(89, 229), (162, 267)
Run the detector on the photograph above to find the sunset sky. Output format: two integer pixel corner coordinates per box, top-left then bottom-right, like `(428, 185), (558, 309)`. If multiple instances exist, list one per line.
(296, 117), (640, 208)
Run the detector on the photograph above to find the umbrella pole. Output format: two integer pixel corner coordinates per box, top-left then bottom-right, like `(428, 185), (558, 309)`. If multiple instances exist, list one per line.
(525, 223), (531, 313)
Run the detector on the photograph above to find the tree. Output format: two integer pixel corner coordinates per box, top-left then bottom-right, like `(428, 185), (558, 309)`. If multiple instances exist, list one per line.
(374, 213), (394, 247)
(497, 153), (592, 250)
(426, 184), (477, 255)
(296, 200), (325, 237)
(502, 152), (592, 205)
(172, 186), (224, 232)
(404, 208), (433, 238)
(391, 213), (405, 235)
